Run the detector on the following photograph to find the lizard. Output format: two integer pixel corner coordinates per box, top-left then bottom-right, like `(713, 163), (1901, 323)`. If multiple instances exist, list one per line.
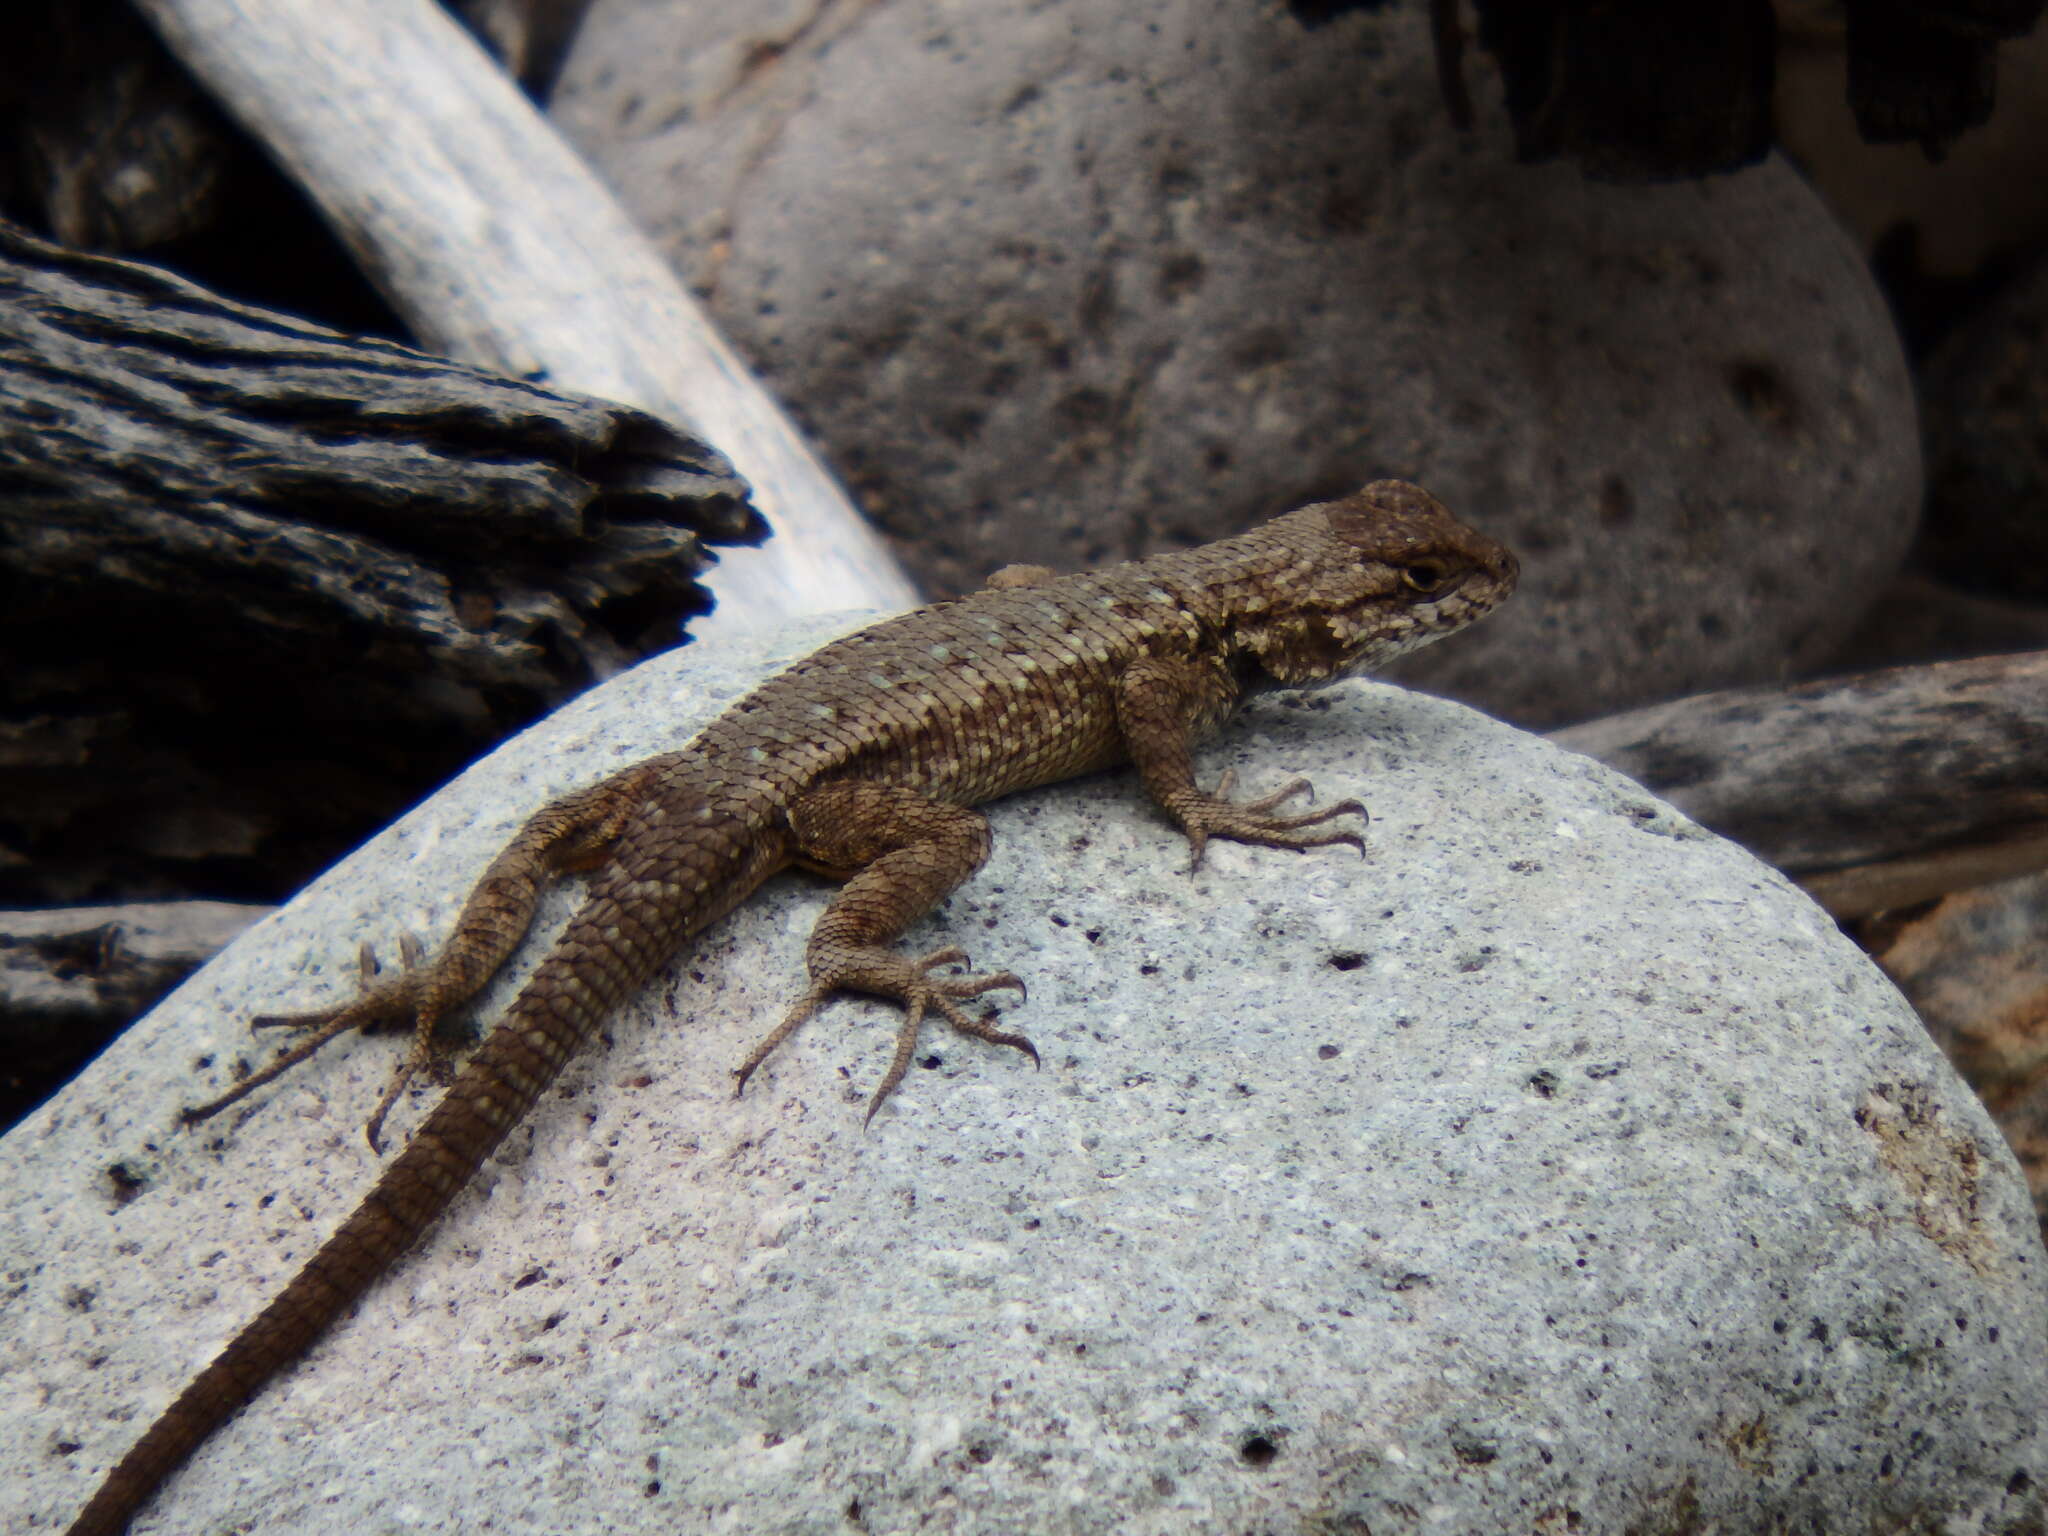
(59, 478), (1517, 1536)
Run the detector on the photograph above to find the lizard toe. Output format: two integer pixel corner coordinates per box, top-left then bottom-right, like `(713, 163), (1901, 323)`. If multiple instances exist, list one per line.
(1178, 775), (1369, 865)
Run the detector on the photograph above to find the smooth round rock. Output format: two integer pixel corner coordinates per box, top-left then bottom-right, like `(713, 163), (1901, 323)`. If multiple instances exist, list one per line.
(10, 615), (2043, 1535)
(551, 0), (1920, 724)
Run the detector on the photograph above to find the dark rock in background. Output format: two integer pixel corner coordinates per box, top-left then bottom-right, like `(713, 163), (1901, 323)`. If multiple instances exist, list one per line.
(1920, 251), (2048, 599)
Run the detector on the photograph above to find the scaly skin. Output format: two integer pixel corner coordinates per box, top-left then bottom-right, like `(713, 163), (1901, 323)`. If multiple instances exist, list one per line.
(62, 480), (1515, 1535)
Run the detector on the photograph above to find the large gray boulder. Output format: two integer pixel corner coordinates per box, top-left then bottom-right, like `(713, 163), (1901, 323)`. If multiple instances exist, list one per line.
(551, 0), (1920, 725)
(11, 615), (2043, 1535)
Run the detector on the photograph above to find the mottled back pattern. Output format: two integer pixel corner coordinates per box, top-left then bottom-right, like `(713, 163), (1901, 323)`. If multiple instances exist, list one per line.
(685, 479), (1516, 814)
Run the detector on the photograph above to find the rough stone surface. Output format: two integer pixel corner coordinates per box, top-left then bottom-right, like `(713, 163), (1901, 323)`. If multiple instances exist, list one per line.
(9, 615), (2045, 1536)
(551, 0), (1920, 725)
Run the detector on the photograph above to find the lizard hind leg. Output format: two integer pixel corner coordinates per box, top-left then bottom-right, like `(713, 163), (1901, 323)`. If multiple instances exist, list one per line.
(731, 781), (1033, 1122)
(183, 756), (672, 1148)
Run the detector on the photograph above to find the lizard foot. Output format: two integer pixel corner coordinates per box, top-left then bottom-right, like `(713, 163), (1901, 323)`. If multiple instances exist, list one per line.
(182, 936), (457, 1151)
(1179, 770), (1368, 868)
(732, 945), (1033, 1122)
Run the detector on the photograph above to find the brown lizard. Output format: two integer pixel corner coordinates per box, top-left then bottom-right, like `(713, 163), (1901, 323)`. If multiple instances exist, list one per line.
(60, 479), (1516, 1536)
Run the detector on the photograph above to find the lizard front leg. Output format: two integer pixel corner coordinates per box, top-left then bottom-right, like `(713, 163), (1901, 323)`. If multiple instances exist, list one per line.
(1115, 655), (1367, 867)
(184, 755), (673, 1149)
(733, 780), (1032, 1122)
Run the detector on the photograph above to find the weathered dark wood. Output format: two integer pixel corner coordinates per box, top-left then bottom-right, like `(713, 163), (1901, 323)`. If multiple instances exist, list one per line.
(0, 219), (758, 668)
(1550, 652), (2048, 911)
(0, 220), (760, 905)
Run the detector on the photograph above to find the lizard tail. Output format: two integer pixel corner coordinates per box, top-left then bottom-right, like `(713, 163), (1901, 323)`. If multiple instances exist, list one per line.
(64, 988), (591, 1536)
(66, 816), (778, 1536)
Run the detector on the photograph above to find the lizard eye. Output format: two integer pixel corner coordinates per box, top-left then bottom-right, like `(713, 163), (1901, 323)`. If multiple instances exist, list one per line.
(1402, 562), (1451, 594)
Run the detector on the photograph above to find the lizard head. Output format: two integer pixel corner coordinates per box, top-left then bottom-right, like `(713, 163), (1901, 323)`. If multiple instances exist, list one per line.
(1228, 480), (1519, 687)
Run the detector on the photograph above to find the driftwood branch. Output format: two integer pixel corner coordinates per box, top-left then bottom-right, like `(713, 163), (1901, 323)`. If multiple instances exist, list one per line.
(1550, 652), (2048, 916)
(132, 0), (920, 630)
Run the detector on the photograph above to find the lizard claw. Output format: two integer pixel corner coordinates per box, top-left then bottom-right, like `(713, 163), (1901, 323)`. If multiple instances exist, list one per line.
(1178, 772), (1368, 869)
(863, 989), (1038, 1129)
(865, 959), (1035, 1122)
(732, 948), (1034, 1120)
(362, 1057), (422, 1155)
(183, 948), (417, 1129)
(915, 944), (1027, 1005)
(185, 936), (458, 1151)
(732, 980), (831, 1099)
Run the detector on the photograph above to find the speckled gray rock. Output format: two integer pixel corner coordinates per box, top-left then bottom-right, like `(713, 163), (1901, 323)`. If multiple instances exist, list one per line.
(550, 0), (1919, 725)
(10, 615), (2044, 1536)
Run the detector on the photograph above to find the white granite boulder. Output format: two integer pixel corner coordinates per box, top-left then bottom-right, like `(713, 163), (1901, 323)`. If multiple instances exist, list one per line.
(9, 615), (2044, 1535)
(551, 0), (1920, 725)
